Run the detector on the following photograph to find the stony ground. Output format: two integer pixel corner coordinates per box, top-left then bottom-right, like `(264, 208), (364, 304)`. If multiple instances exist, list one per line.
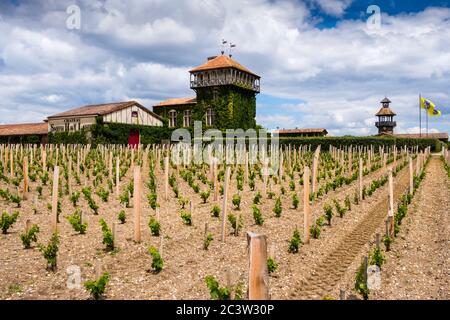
(0, 154), (447, 300)
(369, 156), (450, 300)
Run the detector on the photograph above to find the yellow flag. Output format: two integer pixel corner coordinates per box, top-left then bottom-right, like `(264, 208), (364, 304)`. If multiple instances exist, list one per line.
(420, 97), (442, 117)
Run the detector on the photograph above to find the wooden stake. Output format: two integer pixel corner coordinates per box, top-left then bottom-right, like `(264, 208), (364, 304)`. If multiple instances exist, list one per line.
(247, 232), (269, 300)
(358, 157), (363, 201)
(51, 166), (59, 233)
(221, 166), (231, 242)
(164, 156), (169, 200)
(312, 146), (320, 194)
(409, 156), (413, 195)
(303, 166), (311, 244)
(22, 156), (28, 200)
(133, 166), (141, 243)
(115, 157), (120, 195)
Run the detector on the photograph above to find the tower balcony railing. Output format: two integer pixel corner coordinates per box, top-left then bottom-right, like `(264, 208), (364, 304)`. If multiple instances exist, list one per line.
(375, 121), (396, 127)
(190, 79), (260, 92)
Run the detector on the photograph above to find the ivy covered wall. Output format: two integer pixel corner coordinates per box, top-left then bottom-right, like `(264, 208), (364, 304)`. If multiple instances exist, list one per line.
(195, 85), (256, 130)
(153, 85), (257, 131)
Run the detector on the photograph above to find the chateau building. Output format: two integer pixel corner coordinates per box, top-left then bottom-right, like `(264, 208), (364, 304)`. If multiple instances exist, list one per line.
(153, 54), (260, 130)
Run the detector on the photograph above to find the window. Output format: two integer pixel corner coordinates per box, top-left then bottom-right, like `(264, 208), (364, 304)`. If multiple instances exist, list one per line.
(183, 109), (192, 127)
(169, 110), (177, 128)
(131, 111), (138, 117)
(206, 108), (215, 126)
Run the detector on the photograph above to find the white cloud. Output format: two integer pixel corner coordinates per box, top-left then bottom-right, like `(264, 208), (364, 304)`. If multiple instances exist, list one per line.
(311, 0), (353, 17)
(0, 0), (448, 136)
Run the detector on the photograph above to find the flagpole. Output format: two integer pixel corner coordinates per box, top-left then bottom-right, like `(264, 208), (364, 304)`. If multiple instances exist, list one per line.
(426, 104), (429, 137)
(419, 94), (422, 138)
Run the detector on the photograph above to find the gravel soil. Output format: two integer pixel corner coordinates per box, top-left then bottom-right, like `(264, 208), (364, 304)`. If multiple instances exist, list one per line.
(0, 153), (433, 300)
(338, 155), (450, 300)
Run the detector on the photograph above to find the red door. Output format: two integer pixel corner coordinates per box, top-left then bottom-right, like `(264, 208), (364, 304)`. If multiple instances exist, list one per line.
(128, 129), (140, 147)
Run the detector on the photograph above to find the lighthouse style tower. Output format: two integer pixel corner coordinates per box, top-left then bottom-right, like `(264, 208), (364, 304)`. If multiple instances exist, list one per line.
(375, 97), (397, 135)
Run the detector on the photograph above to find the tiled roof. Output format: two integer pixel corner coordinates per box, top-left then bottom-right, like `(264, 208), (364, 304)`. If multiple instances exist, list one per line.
(0, 123), (48, 136)
(274, 128), (328, 134)
(376, 107), (396, 116)
(189, 55), (259, 77)
(394, 133), (448, 140)
(47, 101), (160, 119)
(153, 97), (197, 108)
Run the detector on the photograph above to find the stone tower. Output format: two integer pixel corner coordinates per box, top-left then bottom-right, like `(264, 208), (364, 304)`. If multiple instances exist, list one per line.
(189, 54), (260, 130)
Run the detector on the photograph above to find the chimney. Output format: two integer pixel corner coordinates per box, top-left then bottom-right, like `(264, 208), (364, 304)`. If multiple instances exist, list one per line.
(207, 56), (217, 61)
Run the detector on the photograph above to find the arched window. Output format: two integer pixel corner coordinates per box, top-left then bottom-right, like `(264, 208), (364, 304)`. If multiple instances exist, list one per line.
(183, 109), (192, 127)
(169, 110), (177, 128)
(206, 108), (215, 126)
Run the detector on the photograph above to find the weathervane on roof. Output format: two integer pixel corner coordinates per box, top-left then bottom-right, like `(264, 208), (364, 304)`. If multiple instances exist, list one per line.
(229, 42), (236, 58)
(220, 39), (227, 55)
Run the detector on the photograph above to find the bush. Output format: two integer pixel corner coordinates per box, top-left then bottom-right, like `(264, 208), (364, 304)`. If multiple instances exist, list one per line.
(267, 257), (279, 274)
(178, 197), (188, 209)
(10, 194), (22, 207)
(288, 228), (302, 253)
(253, 191), (262, 204)
(148, 217), (161, 236)
(228, 213), (243, 236)
(204, 233), (213, 250)
(99, 219), (114, 251)
(148, 246), (163, 272)
(369, 247), (386, 268)
(38, 233), (59, 271)
(200, 190), (211, 203)
(252, 205), (264, 226)
(118, 210), (126, 224)
(273, 197), (282, 217)
(147, 193), (158, 210)
(333, 199), (347, 218)
(292, 194), (299, 209)
(310, 223), (321, 239)
(181, 211), (192, 225)
(119, 191), (130, 208)
(232, 194), (241, 210)
(289, 180), (295, 191)
(205, 276), (230, 300)
(211, 205), (221, 218)
(67, 209), (87, 234)
(354, 261), (369, 300)
(1, 211), (19, 234)
(324, 204), (333, 226)
(20, 224), (40, 249)
(96, 187), (109, 202)
(70, 191), (80, 207)
(84, 272), (110, 300)
(382, 235), (393, 251)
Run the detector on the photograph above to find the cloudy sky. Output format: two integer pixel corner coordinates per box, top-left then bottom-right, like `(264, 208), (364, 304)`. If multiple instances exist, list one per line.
(0, 0), (449, 136)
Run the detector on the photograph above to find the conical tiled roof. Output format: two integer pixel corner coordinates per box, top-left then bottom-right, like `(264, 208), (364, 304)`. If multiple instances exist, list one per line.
(375, 107), (396, 116)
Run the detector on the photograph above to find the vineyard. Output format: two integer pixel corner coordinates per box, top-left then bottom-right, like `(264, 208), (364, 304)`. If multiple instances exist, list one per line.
(0, 143), (449, 300)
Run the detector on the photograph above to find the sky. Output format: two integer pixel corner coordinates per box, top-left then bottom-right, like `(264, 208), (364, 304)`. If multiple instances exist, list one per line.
(0, 0), (449, 136)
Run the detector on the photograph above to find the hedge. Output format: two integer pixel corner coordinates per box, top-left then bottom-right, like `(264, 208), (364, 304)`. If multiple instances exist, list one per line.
(275, 136), (440, 151)
(44, 121), (443, 152)
(0, 135), (42, 144)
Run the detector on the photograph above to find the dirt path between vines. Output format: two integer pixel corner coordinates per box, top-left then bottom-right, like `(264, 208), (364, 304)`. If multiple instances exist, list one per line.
(291, 160), (411, 299)
(370, 156), (450, 300)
